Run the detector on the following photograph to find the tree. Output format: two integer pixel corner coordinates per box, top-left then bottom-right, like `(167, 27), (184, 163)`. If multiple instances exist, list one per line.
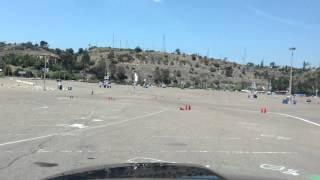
(81, 52), (90, 66)
(153, 67), (161, 84)
(272, 76), (289, 91)
(34, 59), (45, 70)
(55, 48), (62, 55)
(270, 62), (276, 68)
(225, 66), (233, 77)
(303, 61), (310, 71)
(163, 59), (169, 65)
(191, 54), (197, 61)
(78, 48), (84, 54)
(116, 66), (127, 81)
(90, 58), (106, 80)
(3, 65), (12, 76)
(66, 48), (74, 55)
(109, 64), (117, 80)
(61, 53), (75, 71)
(40, 41), (48, 48)
(134, 46), (142, 53)
(24, 42), (34, 49)
(161, 68), (170, 84)
(260, 60), (264, 68)
(176, 70), (181, 77)
(108, 50), (115, 60)
(14, 67), (24, 76)
(204, 59), (209, 66)
(0, 57), (5, 69)
(247, 62), (254, 67)
(175, 48), (181, 55)
(210, 67), (216, 72)
(20, 55), (35, 67)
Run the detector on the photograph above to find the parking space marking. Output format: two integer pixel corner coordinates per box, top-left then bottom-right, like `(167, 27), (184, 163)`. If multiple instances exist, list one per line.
(272, 113), (320, 127)
(127, 157), (176, 163)
(0, 134), (56, 146)
(260, 164), (299, 176)
(0, 109), (166, 147)
(210, 106), (320, 127)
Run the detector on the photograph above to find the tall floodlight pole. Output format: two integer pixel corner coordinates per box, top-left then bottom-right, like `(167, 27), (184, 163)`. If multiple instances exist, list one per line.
(288, 47), (296, 96)
(162, 34), (166, 53)
(43, 56), (47, 91)
(112, 33), (115, 49)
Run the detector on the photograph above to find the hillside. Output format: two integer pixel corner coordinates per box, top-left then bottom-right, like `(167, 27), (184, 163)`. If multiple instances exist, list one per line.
(0, 41), (319, 95)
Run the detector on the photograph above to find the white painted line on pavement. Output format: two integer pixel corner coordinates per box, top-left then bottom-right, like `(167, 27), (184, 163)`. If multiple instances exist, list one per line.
(260, 134), (275, 137)
(0, 109), (166, 147)
(142, 126), (176, 130)
(0, 134), (56, 146)
(151, 135), (241, 140)
(272, 112), (320, 127)
(69, 124), (87, 129)
(219, 106), (320, 127)
(276, 136), (291, 140)
(32, 106), (49, 111)
(77, 109), (166, 132)
(0, 149), (296, 155)
(127, 157), (176, 163)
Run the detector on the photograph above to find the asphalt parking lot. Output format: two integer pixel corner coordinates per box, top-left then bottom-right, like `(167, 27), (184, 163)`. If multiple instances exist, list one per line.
(0, 77), (319, 180)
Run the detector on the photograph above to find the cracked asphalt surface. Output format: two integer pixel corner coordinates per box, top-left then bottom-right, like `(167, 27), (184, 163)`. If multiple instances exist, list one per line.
(0, 77), (319, 180)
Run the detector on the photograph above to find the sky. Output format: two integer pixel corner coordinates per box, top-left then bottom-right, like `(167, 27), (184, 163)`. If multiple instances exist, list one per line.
(0, 0), (320, 67)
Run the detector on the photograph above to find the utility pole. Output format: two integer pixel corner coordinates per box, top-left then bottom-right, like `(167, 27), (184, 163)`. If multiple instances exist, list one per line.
(288, 47), (296, 97)
(43, 56), (47, 91)
(242, 48), (247, 65)
(162, 34), (166, 53)
(104, 57), (107, 78)
(112, 33), (115, 49)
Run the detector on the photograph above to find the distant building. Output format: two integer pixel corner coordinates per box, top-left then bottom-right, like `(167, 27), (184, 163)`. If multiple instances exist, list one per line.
(38, 54), (60, 64)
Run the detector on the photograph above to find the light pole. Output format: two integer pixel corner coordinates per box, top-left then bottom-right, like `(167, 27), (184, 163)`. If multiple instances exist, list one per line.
(288, 47), (296, 97)
(43, 56), (48, 91)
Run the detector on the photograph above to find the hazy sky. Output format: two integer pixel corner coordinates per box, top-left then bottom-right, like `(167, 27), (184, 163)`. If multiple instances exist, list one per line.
(1, 0), (319, 67)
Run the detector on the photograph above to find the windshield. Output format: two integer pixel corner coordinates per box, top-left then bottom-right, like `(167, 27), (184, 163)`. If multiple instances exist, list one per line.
(0, 0), (319, 180)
